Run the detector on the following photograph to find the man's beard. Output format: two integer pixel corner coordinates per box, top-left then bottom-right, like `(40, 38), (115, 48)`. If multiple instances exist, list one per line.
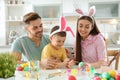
(29, 31), (43, 38)
(35, 31), (43, 38)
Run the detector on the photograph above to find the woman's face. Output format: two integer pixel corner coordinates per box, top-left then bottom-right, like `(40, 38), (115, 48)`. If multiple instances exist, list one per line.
(78, 19), (93, 40)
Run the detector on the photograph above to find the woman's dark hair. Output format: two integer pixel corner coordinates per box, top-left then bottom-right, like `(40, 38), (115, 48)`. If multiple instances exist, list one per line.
(50, 25), (66, 37)
(23, 12), (41, 24)
(75, 16), (100, 63)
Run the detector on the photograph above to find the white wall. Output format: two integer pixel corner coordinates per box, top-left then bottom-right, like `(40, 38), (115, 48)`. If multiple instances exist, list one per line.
(0, 1), (6, 46)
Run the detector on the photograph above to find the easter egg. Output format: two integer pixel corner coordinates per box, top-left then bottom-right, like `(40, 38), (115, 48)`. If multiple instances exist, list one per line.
(67, 69), (71, 76)
(24, 66), (29, 71)
(102, 72), (110, 79)
(25, 72), (30, 77)
(25, 62), (29, 66)
(109, 77), (115, 80)
(93, 76), (101, 80)
(115, 73), (120, 80)
(108, 70), (116, 78)
(101, 78), (107, 80)
(21, 63), (26, 68)
(90, 67), (95, 74)
(30, 61), (35, 66)
(85, 67), (90, 72)
(68, 75), (76, 80)
(78, 62), (84, 67)
(71, 69), (77, 76)
(16, 66), (23, 71)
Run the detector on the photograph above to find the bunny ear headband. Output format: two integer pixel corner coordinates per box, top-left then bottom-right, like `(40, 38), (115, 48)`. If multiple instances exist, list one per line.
(49, 16), (75, 37)
(75, 6), (96, 18)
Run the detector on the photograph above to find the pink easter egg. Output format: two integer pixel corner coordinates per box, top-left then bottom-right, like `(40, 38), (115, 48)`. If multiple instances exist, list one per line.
(16, 66), (23, 71)
(68, 75), (76, 80)
(93, 76), (101, 80)
(115, 73), (120, 80)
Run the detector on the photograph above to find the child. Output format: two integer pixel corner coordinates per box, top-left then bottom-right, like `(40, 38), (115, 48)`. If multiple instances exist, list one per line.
(41, 25), (74, 69)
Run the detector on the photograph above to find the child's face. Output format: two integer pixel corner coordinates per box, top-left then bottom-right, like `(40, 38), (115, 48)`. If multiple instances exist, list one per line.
(50, 35), (66, 49)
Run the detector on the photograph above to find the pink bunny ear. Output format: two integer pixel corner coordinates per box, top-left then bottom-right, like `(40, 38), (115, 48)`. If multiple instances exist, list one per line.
(61, 16), (66, 31)
(65, 26), (75, 37)
(88, 6), (96, 17)
(60, 16), (75, 37)
(75, 9), (84, 15)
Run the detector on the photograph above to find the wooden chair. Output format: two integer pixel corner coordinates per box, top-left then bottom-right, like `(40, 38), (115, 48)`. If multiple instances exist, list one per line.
(107, 50), (120, 70)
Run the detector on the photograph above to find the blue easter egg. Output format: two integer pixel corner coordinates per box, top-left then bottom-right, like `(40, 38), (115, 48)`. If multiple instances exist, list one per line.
(109, 77), (115, 80)
(102, 72), (110, 79)
(24, 66), (29, 71)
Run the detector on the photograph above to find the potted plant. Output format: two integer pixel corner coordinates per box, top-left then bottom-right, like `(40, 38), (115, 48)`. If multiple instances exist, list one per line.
(0, 52), (17, 79)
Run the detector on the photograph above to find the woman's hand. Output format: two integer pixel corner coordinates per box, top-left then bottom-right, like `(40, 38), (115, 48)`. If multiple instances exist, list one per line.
(84, 60), (105, 69)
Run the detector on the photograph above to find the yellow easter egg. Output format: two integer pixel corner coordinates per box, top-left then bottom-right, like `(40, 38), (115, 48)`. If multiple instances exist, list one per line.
(31, 62), (35, 66)
(108, 70), (116, 78)
(21, 63), (26, 68)
(26, 62), (29, 66)
(25, 72), (30, 77)
(101, 78), (107, 80)
(24, 63), (29, 67)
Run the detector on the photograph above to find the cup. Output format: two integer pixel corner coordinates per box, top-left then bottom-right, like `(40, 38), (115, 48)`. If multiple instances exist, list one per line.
(28, 60), (40, 78)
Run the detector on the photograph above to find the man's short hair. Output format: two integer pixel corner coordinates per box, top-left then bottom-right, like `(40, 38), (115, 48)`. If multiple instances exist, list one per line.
(23, 12), (41, 24)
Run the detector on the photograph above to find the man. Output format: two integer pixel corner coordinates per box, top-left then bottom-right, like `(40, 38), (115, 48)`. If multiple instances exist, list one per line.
(10, 12), (50, 63)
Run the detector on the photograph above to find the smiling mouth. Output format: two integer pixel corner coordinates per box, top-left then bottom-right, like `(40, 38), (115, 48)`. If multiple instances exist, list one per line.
(36, 32), (42, 35)
(80, 32), (86, 35)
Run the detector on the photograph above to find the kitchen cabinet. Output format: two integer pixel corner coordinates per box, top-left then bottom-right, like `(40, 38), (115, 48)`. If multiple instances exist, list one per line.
(62, 0), (120, 19)
(4, 0), (33, 45)
(34, 4), (61, 20)
(89, 2), (120, 18)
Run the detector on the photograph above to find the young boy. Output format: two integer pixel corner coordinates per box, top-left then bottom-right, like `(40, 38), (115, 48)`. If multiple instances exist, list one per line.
(41, 25), (74, 69)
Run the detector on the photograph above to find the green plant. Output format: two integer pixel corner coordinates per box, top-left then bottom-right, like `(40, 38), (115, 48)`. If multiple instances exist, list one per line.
(0, 52), (17, 78)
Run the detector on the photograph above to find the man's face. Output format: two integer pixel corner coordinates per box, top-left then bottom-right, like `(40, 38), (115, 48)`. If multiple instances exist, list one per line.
(26, 18), (43, 38)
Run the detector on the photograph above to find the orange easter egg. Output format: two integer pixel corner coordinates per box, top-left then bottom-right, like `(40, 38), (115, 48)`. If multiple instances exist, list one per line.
(85, 67), (90, 72)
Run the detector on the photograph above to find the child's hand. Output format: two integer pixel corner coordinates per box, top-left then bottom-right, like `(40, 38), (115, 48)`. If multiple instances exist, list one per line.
(67, 59), (75, 68)
(63, 58), (70, 66)
(83, 62), (91, 68)
(56, 58), (69, 68)
(42, 58), (58, 69)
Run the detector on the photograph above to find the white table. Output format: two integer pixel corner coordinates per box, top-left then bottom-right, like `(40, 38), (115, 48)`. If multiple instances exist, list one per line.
(13, 67), (100, 80)
(1, 67), (111, 80)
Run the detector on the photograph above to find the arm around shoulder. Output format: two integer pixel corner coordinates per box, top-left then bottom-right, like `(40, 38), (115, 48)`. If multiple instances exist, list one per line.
(10, 38), (26, 64)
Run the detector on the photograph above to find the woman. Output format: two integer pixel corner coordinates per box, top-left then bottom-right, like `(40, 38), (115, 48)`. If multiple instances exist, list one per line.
(74, 6), (107, 68)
